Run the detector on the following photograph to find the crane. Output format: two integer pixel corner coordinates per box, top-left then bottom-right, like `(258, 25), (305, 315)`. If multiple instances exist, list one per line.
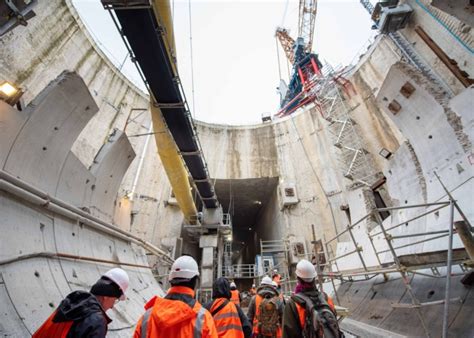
(275, 0), (322, 117)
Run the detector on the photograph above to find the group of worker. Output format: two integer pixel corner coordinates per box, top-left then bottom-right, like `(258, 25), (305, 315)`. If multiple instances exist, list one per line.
(33, 256), (339, 337)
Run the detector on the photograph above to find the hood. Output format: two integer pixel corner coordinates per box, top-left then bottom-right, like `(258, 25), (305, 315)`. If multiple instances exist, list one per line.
(148, 296), (197, 328)
(213, 277), (231, 299)
(257, 285), (277, 298)
(54, 290), (107, 322)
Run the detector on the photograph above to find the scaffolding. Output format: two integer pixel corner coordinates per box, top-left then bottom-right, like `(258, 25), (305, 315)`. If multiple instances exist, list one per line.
(260, 239), (290, 280)
(320, 174), (473, 337)
(314, 64), (376, 187)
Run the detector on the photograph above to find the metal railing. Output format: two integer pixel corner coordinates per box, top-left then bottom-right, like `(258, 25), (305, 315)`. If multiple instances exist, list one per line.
(322, 172), (472, 337)
(221, 264), (257, 279)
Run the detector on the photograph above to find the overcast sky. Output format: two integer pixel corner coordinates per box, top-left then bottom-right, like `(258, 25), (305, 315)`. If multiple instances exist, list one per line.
(72, 0), (376, 125)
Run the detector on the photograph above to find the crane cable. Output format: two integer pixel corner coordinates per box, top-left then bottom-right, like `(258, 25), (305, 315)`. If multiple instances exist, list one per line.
(188, 0), (196, 118)
(275, 36), (282, 81)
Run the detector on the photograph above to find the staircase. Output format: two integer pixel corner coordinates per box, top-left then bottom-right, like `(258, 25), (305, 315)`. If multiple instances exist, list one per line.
(388, 32), (453, 97)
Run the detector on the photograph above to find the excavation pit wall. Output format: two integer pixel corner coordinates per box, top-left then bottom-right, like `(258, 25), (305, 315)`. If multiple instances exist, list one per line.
(0, 0), (473, 336)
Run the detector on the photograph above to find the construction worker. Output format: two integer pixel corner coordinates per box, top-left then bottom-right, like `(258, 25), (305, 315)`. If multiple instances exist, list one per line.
(230, 281), (241, 306)
(33, 268), (129, 338)
(249, 283), (256, 296)
(134, 255), (218, 338)
(205, 277), (252, 338)
(282, 259), (339, 338)
(247, 276), (283, 338)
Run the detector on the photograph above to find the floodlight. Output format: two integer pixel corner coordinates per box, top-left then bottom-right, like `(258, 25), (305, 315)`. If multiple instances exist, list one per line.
(0, 81), (23, 106)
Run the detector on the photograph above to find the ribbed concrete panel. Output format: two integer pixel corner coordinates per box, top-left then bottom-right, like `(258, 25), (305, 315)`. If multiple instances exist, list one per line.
(4, 72), (98, 195)
(2, 258), (67, 335)
(380, 274), (470, 336)
(0, 71), (163, 336)
(0, 101), (30, 168)
(55, 151), (96, 207)
(350, 275), (407, 326)
(89, 130), (136, 222)
(0, 280), (30, 337)
(0, 194), (55, 259)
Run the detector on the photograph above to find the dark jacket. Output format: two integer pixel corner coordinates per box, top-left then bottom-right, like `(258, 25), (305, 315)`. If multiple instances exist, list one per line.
(205, 277), (252, 338)
(246, 285), (283, 325)
(53, 290), (111, 338)
(282, 288), (324, 338)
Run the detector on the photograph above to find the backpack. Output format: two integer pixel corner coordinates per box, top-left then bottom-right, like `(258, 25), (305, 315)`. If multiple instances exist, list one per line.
(257, 294), (280, 336)
(292, 292), (342, 338)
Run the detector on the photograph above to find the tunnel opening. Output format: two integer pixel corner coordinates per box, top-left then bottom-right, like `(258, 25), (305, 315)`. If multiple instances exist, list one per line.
(214, 177), (280, 263)
(213, 177), (279, 288)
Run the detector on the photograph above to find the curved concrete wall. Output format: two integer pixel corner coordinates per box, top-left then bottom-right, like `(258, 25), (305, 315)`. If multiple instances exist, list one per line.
(1, 0), (471, 257)
(1, 0), (473, 336)
(0, 72), (164, 336)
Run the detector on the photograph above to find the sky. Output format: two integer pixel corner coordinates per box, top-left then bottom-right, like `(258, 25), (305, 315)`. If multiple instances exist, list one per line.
(72, 0), (376, 125)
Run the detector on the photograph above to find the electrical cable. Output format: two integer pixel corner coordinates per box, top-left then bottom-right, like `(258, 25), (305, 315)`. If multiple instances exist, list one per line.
(188, 0), (197, 118)
(276, 36), (282, 81)
(280, 0), (290, 27)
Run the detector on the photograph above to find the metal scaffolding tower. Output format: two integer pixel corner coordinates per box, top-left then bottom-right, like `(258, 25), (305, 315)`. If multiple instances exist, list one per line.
(312, 64), (376, 186)
(320, 176), (473, 337)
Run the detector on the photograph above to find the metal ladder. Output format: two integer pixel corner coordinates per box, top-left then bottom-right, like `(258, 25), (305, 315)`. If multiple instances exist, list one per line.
(388, 32), (453, 97)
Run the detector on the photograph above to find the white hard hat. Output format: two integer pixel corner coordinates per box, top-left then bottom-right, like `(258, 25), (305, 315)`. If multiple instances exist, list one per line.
(103, 268), (129, 301)
(252, 284), (256, 288)
(169, 255), (200, 280)
(295, 259), (317, 282)
(230, 282), (236, 288)
(261, 276), (272, 285)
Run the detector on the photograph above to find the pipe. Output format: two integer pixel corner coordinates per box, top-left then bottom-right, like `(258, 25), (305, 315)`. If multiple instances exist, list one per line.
(0, 171), (173, 263)
(150, 101), (198, 223)
(152, 0), (177, 72)
(442, 200), (455, 338)
(145, 0), (199, 222)
(0, 252), (150, 269)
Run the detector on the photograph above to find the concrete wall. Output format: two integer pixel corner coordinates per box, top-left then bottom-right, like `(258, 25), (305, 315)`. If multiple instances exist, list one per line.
(0, 0), (185, 253)
(0, 72), (164, 337)
(1, 1), (473, 335)
(1, 0), (471, 265)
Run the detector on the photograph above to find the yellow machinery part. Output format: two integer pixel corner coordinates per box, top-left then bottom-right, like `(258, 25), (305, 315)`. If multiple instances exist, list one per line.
(147, 1), (198, 224)
(152, 0), (177, 75)
(150, 100), (197, 224)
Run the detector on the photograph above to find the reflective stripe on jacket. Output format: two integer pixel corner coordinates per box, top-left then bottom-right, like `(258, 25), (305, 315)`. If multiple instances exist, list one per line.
(209, 298), (244, 338)
(230, 289), (240, 306)
(133, 286), (218, 338)
(32, 311), (73, 338)
(252, 294), (282, 338)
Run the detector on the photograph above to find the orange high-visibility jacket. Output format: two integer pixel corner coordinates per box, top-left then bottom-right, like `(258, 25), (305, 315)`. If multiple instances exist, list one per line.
(32, 311), (73, 338)
(134, 286), (218, 338)
(230, 289), (240, 306)
(252, 294), (282, 338)
(209, 298), (244, 338)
